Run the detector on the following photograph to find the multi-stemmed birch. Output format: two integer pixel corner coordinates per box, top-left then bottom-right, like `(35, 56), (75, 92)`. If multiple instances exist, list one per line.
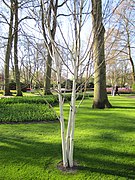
(53, 0), (85, 168)
(42, 0), (89, 168)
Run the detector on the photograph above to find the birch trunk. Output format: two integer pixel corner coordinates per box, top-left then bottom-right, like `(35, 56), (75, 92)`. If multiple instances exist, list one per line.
(68, 70), (77, 167)
(54, 49), (68, 167)
(65, 72), (77, 167)
(53, 44), (77, 168)
(58, 79), (68, 167)
(40, 0), (84, 168)
(66, 0), (83, 167)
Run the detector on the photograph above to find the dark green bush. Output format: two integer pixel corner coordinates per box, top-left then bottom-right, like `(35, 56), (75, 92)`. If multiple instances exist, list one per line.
(0, 103), (57, 123)
(0, 93), (90, 123)
(0, 95), (59, 105)
(0, 95), (59, 123)
(0, 93), (89, 105)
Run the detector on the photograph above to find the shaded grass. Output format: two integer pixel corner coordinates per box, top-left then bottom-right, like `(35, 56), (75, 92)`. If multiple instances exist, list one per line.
(0, 95), (135, 179)
(74, 95), (135, 179)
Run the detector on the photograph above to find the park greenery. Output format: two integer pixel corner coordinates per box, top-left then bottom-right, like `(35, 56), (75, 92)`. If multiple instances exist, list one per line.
(0, 94), (135, 179)
(0, 93), (86, 123)
(0, 0), (135, 174)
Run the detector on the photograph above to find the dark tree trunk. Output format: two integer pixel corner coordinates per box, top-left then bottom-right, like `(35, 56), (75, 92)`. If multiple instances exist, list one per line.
(42, 0), (58, 95)
(130, 57), (135, 83)
(127, 34), (135, 84)
(91, 0), (112, 109)
(14, 0), (22, 96)
(4, 1), (14, 96)
(44, 43), (53, 95)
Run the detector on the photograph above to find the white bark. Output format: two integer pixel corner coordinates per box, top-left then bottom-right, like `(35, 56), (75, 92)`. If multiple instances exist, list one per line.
(37, 0), (86, 168)
(68, 70), (77, 167)
(54, 49), (68, 167)
(53, 36), (78, 168)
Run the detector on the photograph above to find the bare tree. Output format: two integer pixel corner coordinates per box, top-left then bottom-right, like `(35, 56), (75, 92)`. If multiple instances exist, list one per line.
(116, 2), (135, 84)
(41, 0), (91, 168)
(105, 0), (135, 87)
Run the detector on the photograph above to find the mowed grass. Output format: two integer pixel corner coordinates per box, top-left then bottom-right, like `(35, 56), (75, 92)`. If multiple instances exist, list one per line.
(0, 95), (135, 179)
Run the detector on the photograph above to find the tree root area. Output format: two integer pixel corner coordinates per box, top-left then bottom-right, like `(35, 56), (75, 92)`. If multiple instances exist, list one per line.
(57, 161), (78, 173)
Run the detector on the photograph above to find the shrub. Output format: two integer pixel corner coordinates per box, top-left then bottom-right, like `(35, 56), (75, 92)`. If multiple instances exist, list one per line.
(0, 93), (88, 105)
(0, 103), (57, 123)
(0, 93), (89, 123)
(0, 95), (59, 105)
(0, 95), (58, 123)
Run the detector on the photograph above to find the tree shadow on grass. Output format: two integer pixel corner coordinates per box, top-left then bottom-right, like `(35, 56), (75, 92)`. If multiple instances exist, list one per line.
(75, 108), (135, 178)
(0, 134), (61, 169)
(1, 131), (135, 178)
(113, 106), (135, 109)
(75, 146), (135, 179)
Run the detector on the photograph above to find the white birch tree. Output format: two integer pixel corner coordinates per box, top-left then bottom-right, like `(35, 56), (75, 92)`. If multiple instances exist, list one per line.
(39, 0), (91, 168)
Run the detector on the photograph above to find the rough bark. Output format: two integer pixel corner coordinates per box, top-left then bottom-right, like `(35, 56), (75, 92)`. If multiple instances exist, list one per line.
(43, 0), (58, 95)
(91, 0), (112, 109)
(4, 0), (14, 96)
(14, 0), (22, 96)
(129, 56), (135, 83)
(44, 43), (53, 95)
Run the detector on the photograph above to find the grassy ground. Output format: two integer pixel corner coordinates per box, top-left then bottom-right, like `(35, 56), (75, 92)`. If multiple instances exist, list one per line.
(0, 95), (135, 179)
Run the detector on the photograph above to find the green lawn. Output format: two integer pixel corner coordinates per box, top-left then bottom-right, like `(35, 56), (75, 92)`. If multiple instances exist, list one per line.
(0, 95), (135, 179)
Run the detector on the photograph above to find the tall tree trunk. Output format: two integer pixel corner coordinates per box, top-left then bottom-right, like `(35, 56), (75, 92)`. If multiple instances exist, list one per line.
(4, 0), (14, 96)
(43, 0), (58, 95)
(44, 43), (53, 95)
(129, 56), (135, 83)
(127, 30), (135, 83)
(91, 0), (112, 108)
(14, 0), (22, 96)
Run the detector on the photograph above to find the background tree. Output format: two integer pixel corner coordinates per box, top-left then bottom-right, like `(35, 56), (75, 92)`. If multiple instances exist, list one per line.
(115, 2), (135, 84)
(40, 0), (58, 95)
(3, 0), (14, 96)
(14, 0), (22, 96)
(91, 0), (112, 108)
(105, 0), (135, 88)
